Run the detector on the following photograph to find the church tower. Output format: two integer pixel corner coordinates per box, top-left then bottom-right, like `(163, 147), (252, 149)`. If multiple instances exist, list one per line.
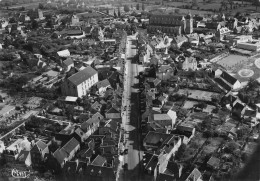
(185, 12), (193, 34)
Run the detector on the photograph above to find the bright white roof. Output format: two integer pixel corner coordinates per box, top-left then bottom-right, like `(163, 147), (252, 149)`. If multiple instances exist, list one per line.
(65, 96), (78, 102)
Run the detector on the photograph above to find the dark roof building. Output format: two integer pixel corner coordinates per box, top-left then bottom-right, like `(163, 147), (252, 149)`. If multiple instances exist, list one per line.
(68, 66), (98, 86)
(148, 13), (193, 36)
(91, 155), (107, 166)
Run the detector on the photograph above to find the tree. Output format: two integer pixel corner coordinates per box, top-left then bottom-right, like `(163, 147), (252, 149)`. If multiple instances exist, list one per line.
(237, 127), (250, 140)
(142, 3), (145, 11)
(31, 19), (39, 29)
(225, 141), (239, 153)
(175, 144), (186, 160)
(124, 5), (130, 12)
(180, 41), (192, 50)
(46, 19), (53, 28)
(114, 10), (118, 18)
(254, 0), (260, 10)
(38, 3), (44, 9)
(136, 3), (140, 10)
(192, 0), (198, 6)
(118, 7), (121, 17)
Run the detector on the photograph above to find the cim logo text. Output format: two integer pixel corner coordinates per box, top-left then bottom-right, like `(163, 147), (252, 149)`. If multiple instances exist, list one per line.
(11, 169), (31, 178)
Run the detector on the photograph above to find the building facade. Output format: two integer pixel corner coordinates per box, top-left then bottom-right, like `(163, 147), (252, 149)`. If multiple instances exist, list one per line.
(147, 14), (193, 36)
(62, 66), (98, 97)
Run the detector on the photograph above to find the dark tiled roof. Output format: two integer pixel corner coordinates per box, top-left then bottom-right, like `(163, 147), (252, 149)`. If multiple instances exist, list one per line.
(221, 71), (238, 85)
(143, 152), (158, 171)
(81, 112), (103, 132)
(214, 78), (231, 91)
(244, 110), (256, 117)
(62, 137), (80, 155)
(164, 161), (180, 177)
(95, 79), (111, 89)
(91, 155), (107, 166)
(17, 150), (30, 162)
(233, 102), (245, 111)
(150, 14), (184, 21)
(68, 66), (97, 86)
(77, 148), (93, 160)
(106, 107), (120, 114)
(156, 173), (176, 181)
(31, 140), (48, 153)
(144, 131), (173, 146)
(53, 149), (68, 164)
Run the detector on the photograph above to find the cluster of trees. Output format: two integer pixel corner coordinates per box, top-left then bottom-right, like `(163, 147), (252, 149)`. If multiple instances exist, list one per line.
(136, 3), (145, 11)
(238, 79), (260, 109)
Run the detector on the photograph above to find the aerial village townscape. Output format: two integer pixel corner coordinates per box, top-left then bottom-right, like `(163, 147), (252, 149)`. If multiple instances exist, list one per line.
(1, 0), (260, 180)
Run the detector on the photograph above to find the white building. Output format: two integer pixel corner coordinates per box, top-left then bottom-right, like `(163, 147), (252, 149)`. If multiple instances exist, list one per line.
(62, 66), (98, 97)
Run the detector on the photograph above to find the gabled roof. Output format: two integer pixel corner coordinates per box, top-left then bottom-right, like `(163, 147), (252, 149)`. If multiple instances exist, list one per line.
(143, 152), (158, 171)
(221, 71), (238, 85)
(154, 114), (172, 121)
(91, 101), (102, 111)
(185, 168), (202, 181)
(153, 78), (161, 87)
(104, 119), (121, 133)
(31, 140), (48, 153)
(63, 58), (74, 66)
(57, 49), (70, 57)
(68, 66), (97, 86)
(173, 35), (188, 44)
(91, 155), (107, 166)
(81, 112), (103, 132)
(95, 79), (111, 89)
(53, 149), (68, 164)
(17, 150), (30, 162)
(106, 107), (120, 114)
(144, 131), (173, 147)
(61, 137), (80, 155)
(77, 148), (93, 160)
(233, 102), (245, 111)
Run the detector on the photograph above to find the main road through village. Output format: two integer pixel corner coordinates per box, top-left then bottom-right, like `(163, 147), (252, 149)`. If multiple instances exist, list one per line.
(118, 34), (147, 181)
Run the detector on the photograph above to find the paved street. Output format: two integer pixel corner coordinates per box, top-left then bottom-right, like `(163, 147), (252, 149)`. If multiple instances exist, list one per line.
(118, 34), (145, 181)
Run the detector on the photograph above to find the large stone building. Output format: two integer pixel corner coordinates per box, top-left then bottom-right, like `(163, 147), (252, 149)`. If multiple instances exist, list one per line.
(62, 66), (98, 97)
(147, 13), (193, 36)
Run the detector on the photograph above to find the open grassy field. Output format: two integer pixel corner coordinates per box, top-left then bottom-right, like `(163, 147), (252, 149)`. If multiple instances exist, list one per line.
(222, 54), (260, 82)
(217, 54), (248, 68)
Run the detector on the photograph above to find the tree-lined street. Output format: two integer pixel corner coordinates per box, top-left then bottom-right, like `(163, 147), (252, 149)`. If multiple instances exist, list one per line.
(118, 34), (145, 181)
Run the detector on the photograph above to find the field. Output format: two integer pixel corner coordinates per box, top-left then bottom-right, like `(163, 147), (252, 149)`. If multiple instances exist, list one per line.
(178, 89), (220, 102)
(139, 0), (255, 16)
(217, 54), (248, 69)
(215, 54), (260, 83)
